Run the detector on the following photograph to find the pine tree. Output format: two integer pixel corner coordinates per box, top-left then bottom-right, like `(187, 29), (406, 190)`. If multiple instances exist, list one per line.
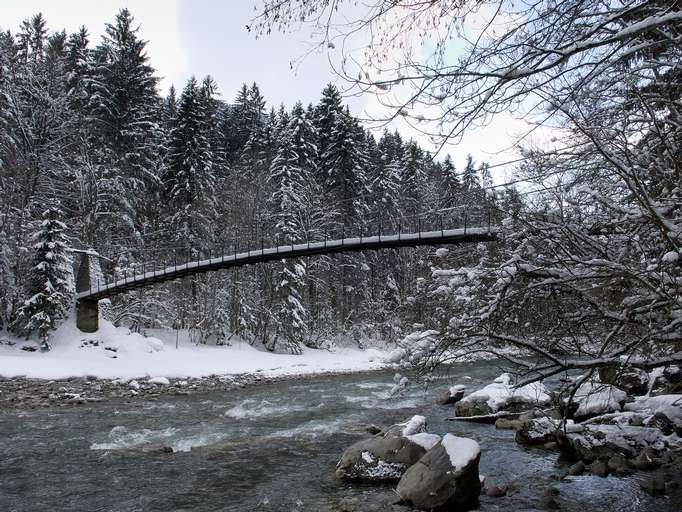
(323, 107), (371, 225)
(400, 140), (426, 218)
(371, 130), (402, 227)
(13, 208), (74, 350)
(266, 102), (322, 352)
(165, 76), (217, 251)
(87, 8), (162, 240)
(314, 83), (344, 189)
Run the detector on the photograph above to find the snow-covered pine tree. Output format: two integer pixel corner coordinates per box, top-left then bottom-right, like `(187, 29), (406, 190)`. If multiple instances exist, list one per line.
(165, 76), (217, 252)
(322, 107), (371, 226)
(13, 208), (74, 350)
(370, 130), (402, 228)
(267, 102), (321, 353)
(87, 8), (162, 243)
(399, 140), (426, 219)
(313, 83), (344, 186)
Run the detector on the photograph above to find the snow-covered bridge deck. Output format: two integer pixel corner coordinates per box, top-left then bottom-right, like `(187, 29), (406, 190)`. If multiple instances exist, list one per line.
(77, 227), (498, 303)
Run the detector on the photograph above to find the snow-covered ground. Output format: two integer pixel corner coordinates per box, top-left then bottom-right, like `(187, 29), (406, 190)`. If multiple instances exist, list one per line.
(0, 319), (388, 381)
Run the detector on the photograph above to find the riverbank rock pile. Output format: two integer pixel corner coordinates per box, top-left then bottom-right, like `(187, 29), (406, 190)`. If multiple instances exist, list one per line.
(336, 415), (483, 509)
(0, 373), (263, 409)
(453, 365), (682, 489)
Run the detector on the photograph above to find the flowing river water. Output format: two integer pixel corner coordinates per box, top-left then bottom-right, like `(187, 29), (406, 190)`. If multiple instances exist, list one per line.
(0, 360), (678, 511)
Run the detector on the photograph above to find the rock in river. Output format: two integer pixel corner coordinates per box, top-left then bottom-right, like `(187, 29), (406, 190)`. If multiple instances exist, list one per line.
(454, 373), (551, 418)
(397, 434), (482, 510)
(336, 436), (426, 482)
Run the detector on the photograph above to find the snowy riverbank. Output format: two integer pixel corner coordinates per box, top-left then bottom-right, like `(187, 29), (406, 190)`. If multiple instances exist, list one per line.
(0, 319), (389, 382)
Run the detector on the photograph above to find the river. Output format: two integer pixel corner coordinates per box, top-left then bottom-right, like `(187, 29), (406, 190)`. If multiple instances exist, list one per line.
(0, 360), (677, 511)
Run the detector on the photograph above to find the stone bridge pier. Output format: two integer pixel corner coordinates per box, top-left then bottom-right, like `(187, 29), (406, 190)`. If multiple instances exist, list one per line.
(75, 251), (101, 333)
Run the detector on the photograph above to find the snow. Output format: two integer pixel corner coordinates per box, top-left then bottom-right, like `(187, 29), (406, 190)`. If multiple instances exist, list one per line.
(400, 415), (427, 436)
(662, 251), (679, 263)
(625, 395), (682, 427)
(573, 382), (627, 417)
(450, 384), (466, 394)
(407, 433), (441, 450)
(361, 451), (375, 463)
(441, 434), (480, 471)
(0, 318), (388, 380)
(148, 376), (170, 386)
(459, 373), (551, 412)
(567, 424), (680, 456)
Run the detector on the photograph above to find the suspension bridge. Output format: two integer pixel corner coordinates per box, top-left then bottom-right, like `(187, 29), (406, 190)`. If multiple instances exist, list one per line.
(75, 213), (499, 332)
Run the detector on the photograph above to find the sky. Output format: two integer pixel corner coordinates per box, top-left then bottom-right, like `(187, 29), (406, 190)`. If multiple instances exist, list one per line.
(0, 0), (532, 176)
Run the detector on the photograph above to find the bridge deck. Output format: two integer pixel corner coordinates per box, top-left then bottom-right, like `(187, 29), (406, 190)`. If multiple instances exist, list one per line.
(77, 227), (498, 301)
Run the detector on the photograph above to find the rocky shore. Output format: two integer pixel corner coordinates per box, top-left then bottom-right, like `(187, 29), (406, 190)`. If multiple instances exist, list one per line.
(0, 369), (384, 410)
(332, 363), (682, 510)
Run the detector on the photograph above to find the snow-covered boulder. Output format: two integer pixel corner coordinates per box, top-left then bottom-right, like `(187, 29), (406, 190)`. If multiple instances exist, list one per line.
(598, 366), (649, 396)
(335, 436), (426, 481)
(650, 366), (682, 395)
(454, 373), (550, 417)
(583, 411), (646, 427)
(438, 384), (466, 405)
(556, 424), (680, 463)
(397, 434), (482, 510)
(382, 414), (427, 437)
(572, 382), (627, 420)
(625, 395), (682, 436)
(405, 433), (442, 451)
(515, 417), (561, 446)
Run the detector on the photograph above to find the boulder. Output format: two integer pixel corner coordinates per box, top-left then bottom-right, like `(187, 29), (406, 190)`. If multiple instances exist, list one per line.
(556, 424), (677, 463)
(650, 366), (682, 395)
(571, 382), (627, 420)
(629, 448), (660, 470)
(515, 417), (559, 446)
(495, 418), (526, 430)
(589, 459), (609, 477)
(438, 384), (466, 405)
(583, 411), (645, 427)
(640, 477), (666, 496)
(382, 415), (427, 437)
(486, 484), (507, 498)
(336, 436), (426, 482)
(568, 461), (585, 475)
(644, 412), (678, 436)
(454, 373), (550, 418)
(397, 434), (481, 510)
(607, 453), (630, 475)
(598, 366), (649, 396)
(625, 394), (682, 436)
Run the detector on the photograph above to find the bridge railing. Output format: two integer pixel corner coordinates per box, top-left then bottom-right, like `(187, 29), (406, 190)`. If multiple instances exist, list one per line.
(85, 205), (498, 296)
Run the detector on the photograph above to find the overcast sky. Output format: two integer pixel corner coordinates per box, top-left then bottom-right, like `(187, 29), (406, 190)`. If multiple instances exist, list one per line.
(0, 0), (531, 175)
